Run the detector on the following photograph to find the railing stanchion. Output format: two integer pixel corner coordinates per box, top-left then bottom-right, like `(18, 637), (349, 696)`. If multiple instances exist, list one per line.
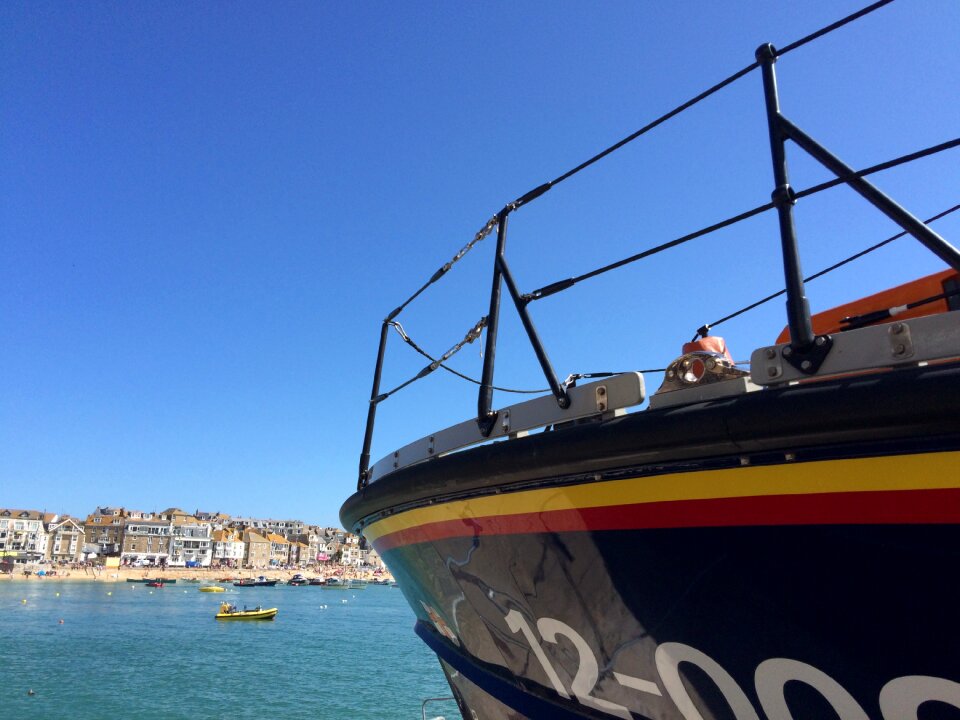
(499, 256), (569, 409)
(358, 320), (391, 489)
(757, 43), (816, 356)
(477, 209), (509, 436)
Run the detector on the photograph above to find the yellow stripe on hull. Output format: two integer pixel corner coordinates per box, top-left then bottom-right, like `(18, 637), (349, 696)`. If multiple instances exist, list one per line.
(364, 451), (959, 542)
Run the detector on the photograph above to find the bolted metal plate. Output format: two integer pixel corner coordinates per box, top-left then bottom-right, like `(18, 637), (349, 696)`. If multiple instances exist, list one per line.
(750, 312), (960, 386)
(369, 373), (645, 482)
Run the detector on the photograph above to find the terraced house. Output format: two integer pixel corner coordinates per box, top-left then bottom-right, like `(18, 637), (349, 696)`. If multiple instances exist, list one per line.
(211, 528), (244, 567)
(121, 514), (171, 566)
(243, 529), (270, 568)
(83, 507), (127, 558)
(46, 516), (85, 562)
(171, 516), (212, 567)
(0, 509), (50, 564)
(265, 532), (290, 566)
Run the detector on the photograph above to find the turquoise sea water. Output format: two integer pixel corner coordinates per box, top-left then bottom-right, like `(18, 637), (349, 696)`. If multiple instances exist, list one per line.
(1, 580), (459, 720)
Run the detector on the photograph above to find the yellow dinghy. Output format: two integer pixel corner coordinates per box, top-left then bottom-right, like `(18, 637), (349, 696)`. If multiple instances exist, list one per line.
(216, 602), (277, 620)
(199, 585), (225, 593)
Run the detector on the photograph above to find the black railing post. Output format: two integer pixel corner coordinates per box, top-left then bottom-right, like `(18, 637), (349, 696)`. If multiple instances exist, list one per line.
(498, 256), (569, 409)
(757, 43), (818, 358)
(477, 208), (509, 436)
(779, 115), (960, 273)
(358, 320), (391, 489)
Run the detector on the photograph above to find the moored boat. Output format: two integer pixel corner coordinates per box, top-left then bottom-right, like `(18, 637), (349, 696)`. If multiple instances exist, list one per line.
(199, 585), (225, 593)
(233, 575), (278, 587)
(340, 5), (960, 719)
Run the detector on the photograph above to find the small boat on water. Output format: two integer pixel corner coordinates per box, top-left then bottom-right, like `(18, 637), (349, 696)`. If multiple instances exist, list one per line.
(199, 585), (225, 593)
(233, 575), (278, 587)
(215, 602), (277, 621)
(145, 581), (163, 588)
(127, 577), (176, 584)
(308, 578), (326, 586)
(321, 577), (349, 589)
(287, 574), (309, 586)
(340, 5), (960, 718)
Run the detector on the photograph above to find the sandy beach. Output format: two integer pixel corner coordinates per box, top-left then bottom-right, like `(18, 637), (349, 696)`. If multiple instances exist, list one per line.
(0, 566), (389, 583)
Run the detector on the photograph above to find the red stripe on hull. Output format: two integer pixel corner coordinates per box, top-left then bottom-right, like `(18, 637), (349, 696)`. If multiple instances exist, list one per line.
(373, 488), (960, 552)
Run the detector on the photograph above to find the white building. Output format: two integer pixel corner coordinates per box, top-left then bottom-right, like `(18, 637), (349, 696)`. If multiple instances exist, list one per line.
(0, 509), (50, 564)
(169, 517), (213, 567)
(340, 544), (364, 566)
(211, 529), (245, 567)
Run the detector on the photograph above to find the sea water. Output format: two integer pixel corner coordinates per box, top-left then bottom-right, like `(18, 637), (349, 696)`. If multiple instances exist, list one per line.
(0, 581), (458, 719)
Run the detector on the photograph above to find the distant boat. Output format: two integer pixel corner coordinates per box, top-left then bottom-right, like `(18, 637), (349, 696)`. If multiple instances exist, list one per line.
(215, 602), (277, 621)
(146, 581), (164, 588)
(308, 578), (326, 586)
(233, 576), (278, 587)
(287, 574), (309, 586)
(199, 585), (225, 593)
(126, 575), (176, 583)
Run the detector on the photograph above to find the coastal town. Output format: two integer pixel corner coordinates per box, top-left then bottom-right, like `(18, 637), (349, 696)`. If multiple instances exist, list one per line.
(0, 505), (385, 578)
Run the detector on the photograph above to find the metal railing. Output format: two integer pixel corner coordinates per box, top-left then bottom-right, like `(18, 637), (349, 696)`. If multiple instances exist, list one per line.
(357, 1), (960, 490)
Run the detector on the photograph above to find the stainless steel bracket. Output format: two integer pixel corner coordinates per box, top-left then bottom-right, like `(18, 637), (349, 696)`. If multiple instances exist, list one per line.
(750, 312), (960, 386)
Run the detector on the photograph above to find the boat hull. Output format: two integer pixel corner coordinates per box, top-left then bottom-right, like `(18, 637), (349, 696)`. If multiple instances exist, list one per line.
(373, 457), (960, 719)
(343, 364), (960, 720)
(215, 608), (278, 621)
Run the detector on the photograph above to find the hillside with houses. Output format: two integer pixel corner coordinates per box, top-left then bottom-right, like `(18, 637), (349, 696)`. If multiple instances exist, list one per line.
(0, 506), (381, 572)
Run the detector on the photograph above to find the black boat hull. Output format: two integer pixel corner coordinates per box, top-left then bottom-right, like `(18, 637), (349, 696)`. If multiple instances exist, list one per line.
(343, 365), (960, 720)
(392, 521), (960, 719)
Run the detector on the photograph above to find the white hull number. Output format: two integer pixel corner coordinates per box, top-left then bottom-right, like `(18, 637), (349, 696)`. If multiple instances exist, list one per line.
(504, 610), (960, 719)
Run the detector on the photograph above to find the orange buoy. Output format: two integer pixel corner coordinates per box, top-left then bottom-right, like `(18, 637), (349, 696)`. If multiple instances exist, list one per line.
(682, 335), (734, 363)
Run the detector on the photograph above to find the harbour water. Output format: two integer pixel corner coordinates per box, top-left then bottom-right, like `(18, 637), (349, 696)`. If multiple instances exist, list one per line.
(1, 580), (457, 719)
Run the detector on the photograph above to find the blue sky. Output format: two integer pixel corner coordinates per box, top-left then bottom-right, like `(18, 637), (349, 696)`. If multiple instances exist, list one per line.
(2, 1), (958, 528)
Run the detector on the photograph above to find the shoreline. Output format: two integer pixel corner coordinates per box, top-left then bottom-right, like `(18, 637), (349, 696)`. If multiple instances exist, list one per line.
(0, 566), (390, 583)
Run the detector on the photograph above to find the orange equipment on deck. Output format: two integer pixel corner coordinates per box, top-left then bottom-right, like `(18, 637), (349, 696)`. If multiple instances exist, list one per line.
(776, 269), (959, 344)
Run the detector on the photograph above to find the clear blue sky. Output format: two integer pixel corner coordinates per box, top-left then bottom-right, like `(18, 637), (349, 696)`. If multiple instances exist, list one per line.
(2, 1), (958, 527)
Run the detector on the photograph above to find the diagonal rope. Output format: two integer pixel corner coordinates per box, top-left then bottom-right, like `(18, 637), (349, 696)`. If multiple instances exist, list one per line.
(383, 0), (902, 320)
(388, 321), (550, 395)
(386, 215), (499, 322)
(524, 138), (959, 302)
(775, 0), (894, 57)
(694, 203), (960, 337)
